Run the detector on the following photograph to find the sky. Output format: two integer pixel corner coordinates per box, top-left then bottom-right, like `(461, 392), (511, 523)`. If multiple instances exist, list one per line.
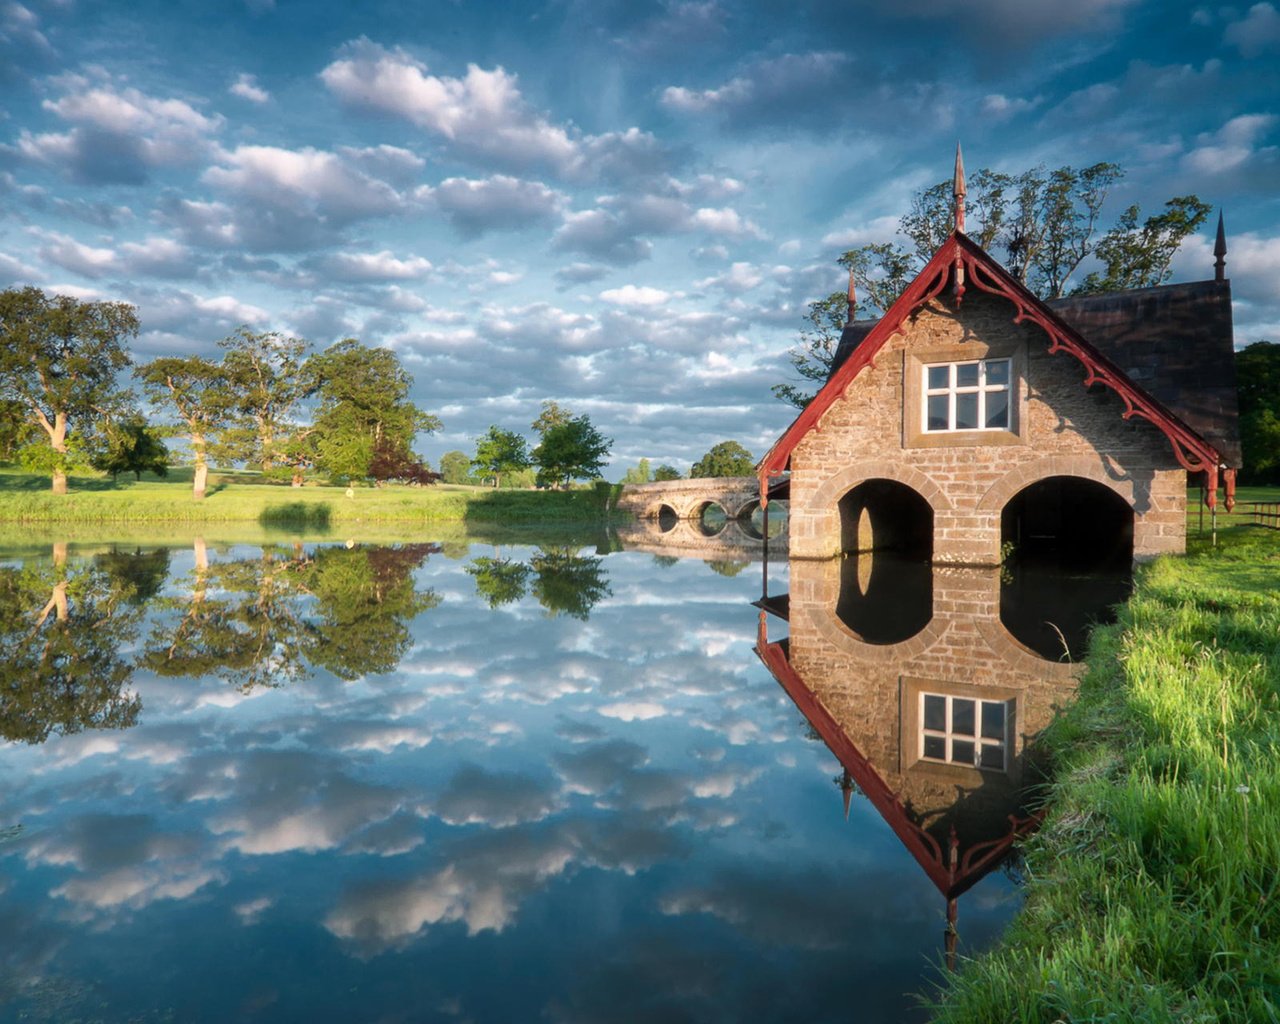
(1, 0), (1278, 474)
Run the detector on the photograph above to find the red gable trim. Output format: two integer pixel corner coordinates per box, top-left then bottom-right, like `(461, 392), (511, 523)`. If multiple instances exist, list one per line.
(758, 233), (1229, 505)
(754, 619), (1036, 900)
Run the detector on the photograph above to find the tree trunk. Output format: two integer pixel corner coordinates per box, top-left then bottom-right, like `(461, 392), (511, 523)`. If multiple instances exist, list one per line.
(50, 412), (68, 495)
(192, 436), (208, 500)
(291, 473), (303, 487)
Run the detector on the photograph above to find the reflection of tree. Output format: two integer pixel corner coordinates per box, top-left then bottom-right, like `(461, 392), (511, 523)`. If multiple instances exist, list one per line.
(308, 544), (441, 679)
(93, 546), (172, 605)
(707, 559), (750, 578)
(145, 541), (440, 688)
(466, 556), (532, 608)
(530, 547), (611, 621)
(0, 551), (142, 744)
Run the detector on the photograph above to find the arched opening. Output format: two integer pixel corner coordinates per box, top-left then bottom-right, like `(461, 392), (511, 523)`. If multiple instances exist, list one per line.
(1000, 476), (1133, 660)
(838, 479), (933, 559)
(835, 480), (933, 644)
(696, 501), (728, 537)
(657, 505), (679, 533)
(736, 499), (785, 540)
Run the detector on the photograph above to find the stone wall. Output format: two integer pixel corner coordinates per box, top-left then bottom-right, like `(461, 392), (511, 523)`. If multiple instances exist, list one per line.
(788, 292), (1186, 562)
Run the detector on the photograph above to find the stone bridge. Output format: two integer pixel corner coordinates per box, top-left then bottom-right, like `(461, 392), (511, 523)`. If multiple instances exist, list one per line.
(614, 518), (788, 561)
(616, 476), (763, 523)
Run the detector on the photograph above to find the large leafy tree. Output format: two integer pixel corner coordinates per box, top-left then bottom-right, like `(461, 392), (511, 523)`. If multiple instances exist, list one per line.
(472, 426), (531, 488)
(775, 163), (1210, 409)
(532, 414), (612, 489)
(137, 354), (233, 498)
(1237, 341), (1280, 484)
(440, 449), (476, 485)
(92, 414), (170, 482)
(691, 440), (755, 478)
(529, 546), (612, 620)
(0, 287), (138, 493)
(213, 327), (314, 477)
(307, 339), (441, 484)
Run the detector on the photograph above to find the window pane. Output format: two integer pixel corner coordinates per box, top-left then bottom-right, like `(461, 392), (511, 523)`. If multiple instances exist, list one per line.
(985, 391), (1009, 429)
(956, 362), (980, 387)
(926, 365), (949, 390)
(951, 739), (976, 766)
(923, 695), (946, 731)
(985, 359), (1010, 386)
(955, 392), (979, 429)
(927, 395), (949, 431)
(979, 744), (1005, 770)
(952, 698), (975, 736)
(923, 735), (946, 760)
(981, 701), (1006, 740)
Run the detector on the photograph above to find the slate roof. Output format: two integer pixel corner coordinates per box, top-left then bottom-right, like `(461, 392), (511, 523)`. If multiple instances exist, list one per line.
(828, 277), (1241, 467)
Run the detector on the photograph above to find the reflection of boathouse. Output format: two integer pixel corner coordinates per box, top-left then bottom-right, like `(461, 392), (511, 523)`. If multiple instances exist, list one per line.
(755, 556), (1091, 961)
(758, 153), (1240, 564)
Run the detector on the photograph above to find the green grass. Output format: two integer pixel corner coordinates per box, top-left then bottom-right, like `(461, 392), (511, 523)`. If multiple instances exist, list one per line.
(932, 522), (1280, 1023)
(0, 465), (624, 527)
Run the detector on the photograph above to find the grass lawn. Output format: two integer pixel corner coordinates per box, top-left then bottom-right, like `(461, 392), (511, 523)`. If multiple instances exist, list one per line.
(0, 465), (623, 527)
(933, 515), (1280, 1022)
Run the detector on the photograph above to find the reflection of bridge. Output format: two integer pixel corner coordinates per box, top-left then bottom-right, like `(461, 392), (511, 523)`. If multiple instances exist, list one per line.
(616, 477), (763, 522)
(613, 519), (788, 561)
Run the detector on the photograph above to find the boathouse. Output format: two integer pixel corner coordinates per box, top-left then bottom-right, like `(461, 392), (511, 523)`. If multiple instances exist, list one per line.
(759, 154), (1241, 565)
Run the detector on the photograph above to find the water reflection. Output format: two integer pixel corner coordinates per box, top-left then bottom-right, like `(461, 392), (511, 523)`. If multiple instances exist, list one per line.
(756, 549), (1127, 964)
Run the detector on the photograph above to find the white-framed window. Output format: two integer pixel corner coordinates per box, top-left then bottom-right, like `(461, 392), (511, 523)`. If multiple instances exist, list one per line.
(920, 692), (1010, 771)
(923, 358), (1011, 432)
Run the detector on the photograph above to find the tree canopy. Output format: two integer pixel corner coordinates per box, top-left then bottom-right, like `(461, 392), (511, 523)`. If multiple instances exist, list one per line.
(774, 163), (1212, 409)
(691, 440), (755, 478)
(1237, 341), (1280, 484)
(472, 426), (532, 488)
(0, 287), (138, 493)
(136, 354), (233, 498)
(532, 414), (612, 488)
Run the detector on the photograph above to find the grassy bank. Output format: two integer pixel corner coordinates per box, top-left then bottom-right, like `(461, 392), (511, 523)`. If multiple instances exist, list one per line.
(0, 467), (624, 527)
(934, 519), (1280, 1022)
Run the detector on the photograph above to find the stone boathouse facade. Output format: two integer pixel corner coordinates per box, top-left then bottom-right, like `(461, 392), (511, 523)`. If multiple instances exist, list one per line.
(758, 182), (1241, 565)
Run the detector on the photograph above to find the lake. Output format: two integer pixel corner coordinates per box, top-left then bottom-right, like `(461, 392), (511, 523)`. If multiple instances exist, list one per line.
(0, 527), (1125, 1023)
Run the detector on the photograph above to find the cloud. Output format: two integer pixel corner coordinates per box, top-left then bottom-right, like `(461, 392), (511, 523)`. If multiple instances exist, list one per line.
(661, 51), (851, 127)
(1181, 113), (1279, 177)
(16, 73), (221, 184)
(599, 285), (671, 308)
(308, 249), (434, 282)
(553, 262), (611, 288)
(423, 174), (566, 236)
(1224, 3), (1280, 57)
(229, 72), (269, 103)
(319, 39), (669, 182)
(0, 2), (57, 82)
(430, 764), (560, 827)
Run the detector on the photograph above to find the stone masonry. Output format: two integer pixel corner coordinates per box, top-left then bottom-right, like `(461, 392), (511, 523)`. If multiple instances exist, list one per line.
(787, 291), (1187, 563)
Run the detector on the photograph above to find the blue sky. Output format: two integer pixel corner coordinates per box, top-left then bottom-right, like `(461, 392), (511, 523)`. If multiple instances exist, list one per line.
(2, 0), (1277, 473)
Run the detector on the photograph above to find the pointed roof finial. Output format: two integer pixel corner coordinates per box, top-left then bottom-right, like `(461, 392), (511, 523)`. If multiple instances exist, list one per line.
(840, 769), (854, 821)
(1214, 210), (1227, 282)
(845, 265), (857, 326)
(953, 142), (967, 235)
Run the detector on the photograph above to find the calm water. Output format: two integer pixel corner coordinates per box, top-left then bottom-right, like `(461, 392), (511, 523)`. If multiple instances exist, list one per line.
(0, 532), (1121, 1023)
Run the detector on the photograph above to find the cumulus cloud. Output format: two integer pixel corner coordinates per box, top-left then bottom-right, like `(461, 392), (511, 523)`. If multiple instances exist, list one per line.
(599, 285), (671, 308)
(1224, 3), (1280, 57)
(1181, 113), (1278, 177)
(422, 174), (566, 236)
(229, 72), (269, 103)
(319, 39), (670, 182)
(0, 1), (57, 81)
(16, 73), (221, 184)
(308, 249), (434, 282)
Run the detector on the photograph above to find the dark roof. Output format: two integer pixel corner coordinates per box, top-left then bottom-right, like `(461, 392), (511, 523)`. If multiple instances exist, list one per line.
(1046, 281), (1240, 467)
(829, 278), (1241, 467)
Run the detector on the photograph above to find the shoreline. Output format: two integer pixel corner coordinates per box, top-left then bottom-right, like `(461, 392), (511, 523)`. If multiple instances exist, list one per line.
(931, 519), (1280, 1021)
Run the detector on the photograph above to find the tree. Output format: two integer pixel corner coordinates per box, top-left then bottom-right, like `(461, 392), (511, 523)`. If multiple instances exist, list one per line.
(775, 162), (1210, 409)
(621, 458), (652, 484)
(137, 354), (233, 499)
(92, 414), (170, 481)
(213, 327), (314, 477)
(466, 556), (532, 608)
(532, 400), (572, 437)
(1237, 341), (1280, 484)
(0, 287), (138, 494)
(472, 426), (532, 488)
(440, 450), (476, 485)
(529, 547), (612, 620)
(367, 439), (441, 486)
(653, 464), (681, 482)
(307, 339), (441, 485)
(532, 415), (612, 489)
(691, 440), (755, 478)
(1077, 197), (1213, 294)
